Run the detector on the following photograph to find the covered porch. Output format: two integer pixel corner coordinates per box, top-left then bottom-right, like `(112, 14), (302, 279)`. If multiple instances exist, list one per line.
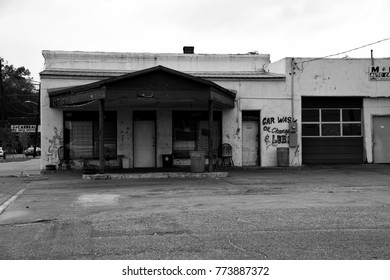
(49, 65), (236, 173)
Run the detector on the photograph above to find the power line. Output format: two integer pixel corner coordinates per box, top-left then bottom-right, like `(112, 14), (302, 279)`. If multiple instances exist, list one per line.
(299, 37), (390, 70)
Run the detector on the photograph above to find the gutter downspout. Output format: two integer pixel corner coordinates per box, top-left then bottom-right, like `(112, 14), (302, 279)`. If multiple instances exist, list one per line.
(290, 58), (295, 120)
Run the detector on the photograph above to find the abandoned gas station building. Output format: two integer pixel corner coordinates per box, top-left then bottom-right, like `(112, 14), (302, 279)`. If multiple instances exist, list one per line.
(39, 49), (390, 172)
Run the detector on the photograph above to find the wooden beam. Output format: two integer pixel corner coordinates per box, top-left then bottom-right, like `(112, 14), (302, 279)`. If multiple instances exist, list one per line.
(50, 87), (105, 108)
(208, 99), (214, 172)
(98, 99), (105, 174)
(210, 89), (235, 108)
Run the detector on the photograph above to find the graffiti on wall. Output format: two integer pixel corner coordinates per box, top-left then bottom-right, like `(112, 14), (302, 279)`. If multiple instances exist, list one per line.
(262, 116), (297, 149)
(46, 127), (63, 164)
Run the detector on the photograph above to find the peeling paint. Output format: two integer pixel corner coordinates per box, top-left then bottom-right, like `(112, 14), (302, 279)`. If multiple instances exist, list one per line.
(46, 127), (63, 164)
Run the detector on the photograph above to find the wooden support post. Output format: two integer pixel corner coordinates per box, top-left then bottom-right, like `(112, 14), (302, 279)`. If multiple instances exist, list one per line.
(99, 99), (105, 174)
(208, 99), (214, 172)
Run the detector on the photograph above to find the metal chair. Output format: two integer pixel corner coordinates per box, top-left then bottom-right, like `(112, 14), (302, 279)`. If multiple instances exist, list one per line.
(58, 146), (71, 170)
(210, 152), (219, 171)
(220, 143), (234, 167)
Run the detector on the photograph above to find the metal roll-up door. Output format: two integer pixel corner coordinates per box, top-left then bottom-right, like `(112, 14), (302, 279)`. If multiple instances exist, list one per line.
(301, 97), (363, 164)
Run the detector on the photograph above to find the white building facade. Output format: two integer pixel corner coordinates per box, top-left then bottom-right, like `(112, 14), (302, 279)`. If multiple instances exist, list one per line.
(269, 57), (390, 165)
(39, 50), (390, 171)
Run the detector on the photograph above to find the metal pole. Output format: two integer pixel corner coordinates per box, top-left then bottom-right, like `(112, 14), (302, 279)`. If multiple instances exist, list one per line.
(291, 58), (295, 120)
(208, 99), (214, 172)
(0, 60), (4, 128)
(98, 99), (105, 174)
(33, 84), (40, 158)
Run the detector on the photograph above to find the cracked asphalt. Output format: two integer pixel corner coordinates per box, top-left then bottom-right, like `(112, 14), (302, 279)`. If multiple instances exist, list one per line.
(0, 162), (390, 260)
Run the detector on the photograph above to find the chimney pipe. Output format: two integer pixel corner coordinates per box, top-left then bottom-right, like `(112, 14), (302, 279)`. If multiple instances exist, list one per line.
(183, 46), (194, 54)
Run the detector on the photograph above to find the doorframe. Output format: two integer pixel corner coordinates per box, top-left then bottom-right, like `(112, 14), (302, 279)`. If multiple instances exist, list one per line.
(242, 110), (261, 166)
(133, 111), (157, 168)
(371, 114), (390, 163)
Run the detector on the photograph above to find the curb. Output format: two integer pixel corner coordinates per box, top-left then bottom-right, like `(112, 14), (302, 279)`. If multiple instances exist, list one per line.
(0, 189), (26, 216)
(83, 172), (229, 180)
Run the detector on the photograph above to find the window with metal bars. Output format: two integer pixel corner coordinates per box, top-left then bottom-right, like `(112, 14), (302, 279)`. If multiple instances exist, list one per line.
(64, 111), (117, 159)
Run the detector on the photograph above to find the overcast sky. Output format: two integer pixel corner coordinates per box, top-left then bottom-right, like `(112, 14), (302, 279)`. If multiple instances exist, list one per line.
(1, 0), (389, 80)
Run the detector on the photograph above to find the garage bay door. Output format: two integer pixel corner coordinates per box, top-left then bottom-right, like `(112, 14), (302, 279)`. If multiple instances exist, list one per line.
(302, 97), (363, 164)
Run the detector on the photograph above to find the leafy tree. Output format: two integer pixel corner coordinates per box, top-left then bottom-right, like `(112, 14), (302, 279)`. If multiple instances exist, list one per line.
(0, 57), (38, 148)
(0, 57), (38, 119)
(18, 131), (31, 150)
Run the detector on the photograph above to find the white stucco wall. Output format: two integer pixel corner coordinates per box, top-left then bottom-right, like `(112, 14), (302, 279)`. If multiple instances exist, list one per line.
(215, 79), (290, 166)
(41, 50), (390, 169)
(42, 50), (270, 73)
(292, 58), (390, 97)
(41, 50), (279, 169)
(40, 77), (101, 169)
(273, 57), (390, 165)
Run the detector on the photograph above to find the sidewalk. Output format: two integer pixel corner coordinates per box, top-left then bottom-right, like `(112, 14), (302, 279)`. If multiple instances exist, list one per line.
(0, 177), (24, 211)
(0, 153), (29, 162)
(0, 156), (40, 208)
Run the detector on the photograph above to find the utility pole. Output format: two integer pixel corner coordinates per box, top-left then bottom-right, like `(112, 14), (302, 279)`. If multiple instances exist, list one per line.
(0, 59), (4, 128)
(33, 84), (40, 158)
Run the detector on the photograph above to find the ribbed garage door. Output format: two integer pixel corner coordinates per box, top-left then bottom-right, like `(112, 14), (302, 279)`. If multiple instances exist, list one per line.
(302, 97), (363, 164)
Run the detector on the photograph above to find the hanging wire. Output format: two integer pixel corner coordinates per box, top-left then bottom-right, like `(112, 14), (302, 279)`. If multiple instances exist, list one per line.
(297, 37), (390, 71)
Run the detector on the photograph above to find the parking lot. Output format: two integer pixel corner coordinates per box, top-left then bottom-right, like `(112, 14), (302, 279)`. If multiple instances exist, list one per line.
(0, 161), (389, 259)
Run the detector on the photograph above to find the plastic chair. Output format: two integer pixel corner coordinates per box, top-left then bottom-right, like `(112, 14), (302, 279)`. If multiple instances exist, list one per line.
(58, 146), (71, 170)
(220, 143), (234, 167)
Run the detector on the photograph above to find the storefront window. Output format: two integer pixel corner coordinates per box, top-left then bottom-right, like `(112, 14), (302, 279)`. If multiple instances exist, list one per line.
(172, 111), (221, 158)
(64, 111), (117, 159)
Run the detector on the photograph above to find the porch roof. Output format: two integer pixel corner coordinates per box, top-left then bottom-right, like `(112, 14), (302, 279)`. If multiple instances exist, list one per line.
(49, 65), (236, 109)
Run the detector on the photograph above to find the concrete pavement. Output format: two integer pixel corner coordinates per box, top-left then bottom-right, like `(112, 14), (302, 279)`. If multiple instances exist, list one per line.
(0, 156), (41, 177)
(0, 162), (389, 259)
(0, 156), (41, 207)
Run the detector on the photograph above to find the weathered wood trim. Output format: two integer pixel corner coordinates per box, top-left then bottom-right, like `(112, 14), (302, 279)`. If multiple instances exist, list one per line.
(50, 87), (106, 108)
(210, 88), (235, 108)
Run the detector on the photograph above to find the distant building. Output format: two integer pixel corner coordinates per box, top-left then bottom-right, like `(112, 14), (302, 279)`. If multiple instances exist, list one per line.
(39, 49), (390, 171)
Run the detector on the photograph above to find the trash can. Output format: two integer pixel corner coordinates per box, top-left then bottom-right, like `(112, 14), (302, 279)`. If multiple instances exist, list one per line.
(162, 154), (173, 168)
(277, 147), (289, 167)
(189, 151), (206, 173)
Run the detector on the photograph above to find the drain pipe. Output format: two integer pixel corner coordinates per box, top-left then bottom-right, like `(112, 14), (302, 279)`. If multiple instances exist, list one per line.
(290, 58), (295, 120)
(289, 58), (298, 152)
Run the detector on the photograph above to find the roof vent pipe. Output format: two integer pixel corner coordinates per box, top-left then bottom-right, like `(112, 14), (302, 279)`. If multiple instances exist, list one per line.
(183, 46), (195, 54)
